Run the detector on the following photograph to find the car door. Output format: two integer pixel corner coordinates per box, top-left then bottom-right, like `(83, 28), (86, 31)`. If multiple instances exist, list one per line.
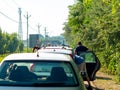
(79, 51), (101, 81)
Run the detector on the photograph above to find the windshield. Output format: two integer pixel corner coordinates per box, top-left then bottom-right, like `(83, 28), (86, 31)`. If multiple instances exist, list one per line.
(0, 60), (78, 87)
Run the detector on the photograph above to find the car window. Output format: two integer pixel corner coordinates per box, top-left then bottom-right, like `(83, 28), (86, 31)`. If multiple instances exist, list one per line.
(0, 60), (78, 87)
(80, 52), (96, 63)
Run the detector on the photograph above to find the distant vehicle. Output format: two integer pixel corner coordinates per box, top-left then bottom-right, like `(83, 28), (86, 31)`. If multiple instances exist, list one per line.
(0, 52), (87, 90)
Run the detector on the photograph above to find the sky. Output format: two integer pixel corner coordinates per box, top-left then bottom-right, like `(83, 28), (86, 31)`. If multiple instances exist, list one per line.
(0, 0), (74, 40)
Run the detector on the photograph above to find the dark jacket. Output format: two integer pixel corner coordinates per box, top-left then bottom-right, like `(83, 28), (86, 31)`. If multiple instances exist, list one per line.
(75, 45), (88, 55)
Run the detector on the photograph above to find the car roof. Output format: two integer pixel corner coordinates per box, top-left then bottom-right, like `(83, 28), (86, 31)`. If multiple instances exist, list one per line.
(2, 52), (72, 62)
(38, 48), (73, 54)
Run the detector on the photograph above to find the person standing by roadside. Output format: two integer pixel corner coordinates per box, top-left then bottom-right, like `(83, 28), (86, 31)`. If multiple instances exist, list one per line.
(32, 44), (40, 52)
(74, 41), (92, 89)
(74, 41), (88, 74)
(75, 41), (88, 55)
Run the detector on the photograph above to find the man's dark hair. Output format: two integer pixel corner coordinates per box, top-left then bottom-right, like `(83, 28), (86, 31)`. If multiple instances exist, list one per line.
(78, 42), (82, 45)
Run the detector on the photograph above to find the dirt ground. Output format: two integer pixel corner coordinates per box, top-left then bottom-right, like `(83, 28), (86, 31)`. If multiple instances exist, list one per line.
(92, 71), (120, 90)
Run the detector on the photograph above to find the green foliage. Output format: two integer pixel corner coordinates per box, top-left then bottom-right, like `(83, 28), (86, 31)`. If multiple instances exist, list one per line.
(63, 0), (120, 81)
(117, 58), (120, 82)
(18, 41), (24, 52)
(0, 54), (9, 62)
(0, 28), (24, 54)
(7, 33), (19, 53)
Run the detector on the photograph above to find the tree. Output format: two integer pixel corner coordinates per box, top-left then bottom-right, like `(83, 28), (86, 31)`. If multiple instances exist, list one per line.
(63, 0), (120, 79)
(18, 41), (24, 52)
(7, 33), (19, 53)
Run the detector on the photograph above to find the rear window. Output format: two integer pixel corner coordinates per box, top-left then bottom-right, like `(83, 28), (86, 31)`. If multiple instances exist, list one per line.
(0, 60), (79, 87)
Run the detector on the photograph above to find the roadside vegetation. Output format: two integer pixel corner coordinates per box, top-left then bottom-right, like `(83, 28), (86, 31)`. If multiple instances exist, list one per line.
(0, 28), (27, 62)
(0, 47), (32, 62)
(0, 27), (64, 62)
(0, 28), (24, 54)
(63, 0), (120, 82)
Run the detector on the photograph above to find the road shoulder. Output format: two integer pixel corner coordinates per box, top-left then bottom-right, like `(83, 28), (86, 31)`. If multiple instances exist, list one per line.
(93, 71), (120, 90)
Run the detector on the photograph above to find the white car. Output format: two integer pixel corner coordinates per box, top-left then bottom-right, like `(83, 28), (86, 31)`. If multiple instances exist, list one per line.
(0, 52), (87, 90)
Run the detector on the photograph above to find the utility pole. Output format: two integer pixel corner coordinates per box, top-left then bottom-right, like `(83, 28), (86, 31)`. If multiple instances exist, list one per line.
(37, 24), (41, 46)
(44, 27), (47, 46)
(24, 12), (31, 52)
(44, 27), (46, 38)
(18, 8), (23, 40)
(37, 24), (41, 34)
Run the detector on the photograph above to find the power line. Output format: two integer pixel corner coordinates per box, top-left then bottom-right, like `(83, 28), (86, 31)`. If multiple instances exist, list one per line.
(8, 0), (43, 34)
(0, 10), (18, 23)
(2, 0), (17, 11)
(11, 0), (28, 13)
(9, 0), (41, 34)
(0, 9), (40, 35)
(11, 0), (20, 7)
(29, 24), (38, 33)
(1, 0), (44, 38)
